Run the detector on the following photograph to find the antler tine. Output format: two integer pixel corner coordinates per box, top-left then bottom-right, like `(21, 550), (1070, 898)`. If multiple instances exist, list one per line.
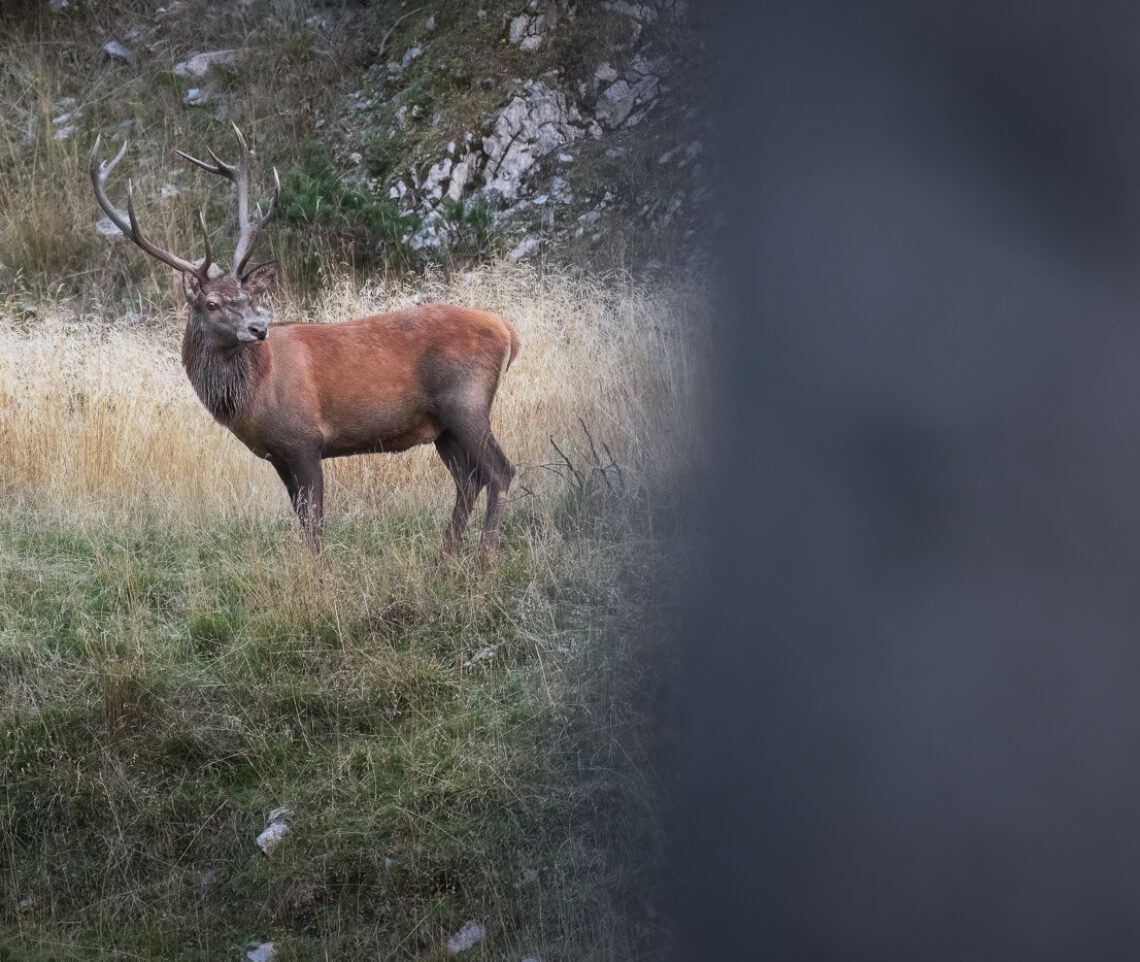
(230, 129), (278, 276)
(90, 135), (134, 240)
(197, 210), (213, 277)
(175, 146), (237, 179)
(91, 135), (204, 278)
(124, 178), (204, 277)
(178, 124), (273, 276)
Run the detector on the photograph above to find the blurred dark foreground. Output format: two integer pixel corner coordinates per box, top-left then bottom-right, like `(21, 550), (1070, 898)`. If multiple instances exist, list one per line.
(678, 3), (1140, 959)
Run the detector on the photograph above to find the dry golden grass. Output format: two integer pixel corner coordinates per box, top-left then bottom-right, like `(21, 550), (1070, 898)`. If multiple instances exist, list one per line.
(0, 262), (705, 543)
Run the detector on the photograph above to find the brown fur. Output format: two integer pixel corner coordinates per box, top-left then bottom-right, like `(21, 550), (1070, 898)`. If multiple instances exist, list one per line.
(183, 274), (520, 563)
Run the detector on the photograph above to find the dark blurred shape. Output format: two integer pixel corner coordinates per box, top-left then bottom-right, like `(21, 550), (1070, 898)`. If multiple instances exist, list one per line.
(679, 2), (1140, 958)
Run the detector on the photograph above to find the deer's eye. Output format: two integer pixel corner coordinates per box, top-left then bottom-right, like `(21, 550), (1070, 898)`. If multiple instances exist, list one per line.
(206, 301), (220, 311)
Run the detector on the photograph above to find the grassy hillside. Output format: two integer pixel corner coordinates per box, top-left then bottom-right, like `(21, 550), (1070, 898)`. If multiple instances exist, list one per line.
(0, 1), (707, 957)
(0, 264), (704, 959)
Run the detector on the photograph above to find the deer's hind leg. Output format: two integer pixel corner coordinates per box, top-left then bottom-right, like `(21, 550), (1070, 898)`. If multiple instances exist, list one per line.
(434, 421), (514, 565)
(435, 430), (482, 560)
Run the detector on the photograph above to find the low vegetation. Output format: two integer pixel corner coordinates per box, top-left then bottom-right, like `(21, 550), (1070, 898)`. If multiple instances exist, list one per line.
(0, 1), (707, 956)
(0, 263), (705, 959)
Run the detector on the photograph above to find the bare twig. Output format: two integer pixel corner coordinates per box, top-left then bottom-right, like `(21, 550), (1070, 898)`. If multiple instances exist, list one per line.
(602, 441), (625, 493)
(579, 416), (601, 465)
(578, 416), (615, 494)
(549, 435), (584, 488)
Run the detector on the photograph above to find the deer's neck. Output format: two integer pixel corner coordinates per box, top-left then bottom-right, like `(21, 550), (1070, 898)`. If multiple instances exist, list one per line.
(181, 322), (266, 425)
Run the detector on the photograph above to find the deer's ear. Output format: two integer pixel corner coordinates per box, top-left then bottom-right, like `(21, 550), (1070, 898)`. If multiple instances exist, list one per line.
(182, 269), (203, 304)
(242, 261), (278, 298)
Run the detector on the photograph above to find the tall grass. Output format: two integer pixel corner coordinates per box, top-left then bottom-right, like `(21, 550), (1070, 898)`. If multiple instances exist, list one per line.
(0, 262), (702, 534)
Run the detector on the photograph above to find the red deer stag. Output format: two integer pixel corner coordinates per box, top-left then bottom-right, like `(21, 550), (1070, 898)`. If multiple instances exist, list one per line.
(91, 125), (520, 564)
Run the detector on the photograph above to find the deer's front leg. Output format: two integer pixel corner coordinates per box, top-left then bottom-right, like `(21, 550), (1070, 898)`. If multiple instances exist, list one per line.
(271, 453), (325, 552)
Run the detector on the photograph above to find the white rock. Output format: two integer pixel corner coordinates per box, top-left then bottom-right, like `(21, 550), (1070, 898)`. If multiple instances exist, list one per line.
(595, 79), (635, 128)
(446, 152), (481, 203)
(173, 49), (237, 79)
(183, 88), (210, 106)
(160, 184), (179, 198)
(423, 157), (453, 200)
(256, 821), (289, 855)
(49, 0), (68, 10)
(257, 811), (292, 855)
(402, 46), (422, 67)
(481, 81), (583, 205)
(595, 63), (619, 83)
(96, 217), (122, 237)
(448, 920), (487, 953)
(246, 943), (275, 962)
(103, 40), (136, 62)
(465, 645), (499, 666)
(508, 236), (541, 262)
(53, 125), (76, 141)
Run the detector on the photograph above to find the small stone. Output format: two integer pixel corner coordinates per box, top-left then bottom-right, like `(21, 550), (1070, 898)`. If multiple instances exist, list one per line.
(402, 46), (422, 67)
(508, 236), (540, 262)
(183, 88), (210, 106)
(448, 921), (487, 954)
(595, 79), (636, 128)
(246, 943), (275, 962)
(256, 821), (289, 855)
(173, 49), (237, 79)
(465, 645), (499, 666)
(103, 40), (136, 63)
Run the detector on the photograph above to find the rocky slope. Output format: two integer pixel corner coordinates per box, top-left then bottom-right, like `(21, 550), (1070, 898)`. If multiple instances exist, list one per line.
(67, 0), (714, 277)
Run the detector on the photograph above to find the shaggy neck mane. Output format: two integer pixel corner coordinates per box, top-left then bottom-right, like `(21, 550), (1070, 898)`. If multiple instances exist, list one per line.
(182, 320), (264, 424)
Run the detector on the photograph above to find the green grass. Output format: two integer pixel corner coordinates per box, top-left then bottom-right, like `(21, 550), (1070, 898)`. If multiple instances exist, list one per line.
(0, 483), (682, 960)
(0, 0), (704, 954)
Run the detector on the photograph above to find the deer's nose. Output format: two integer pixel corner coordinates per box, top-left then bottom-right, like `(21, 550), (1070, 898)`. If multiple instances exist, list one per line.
(248, 320), (268, 340)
